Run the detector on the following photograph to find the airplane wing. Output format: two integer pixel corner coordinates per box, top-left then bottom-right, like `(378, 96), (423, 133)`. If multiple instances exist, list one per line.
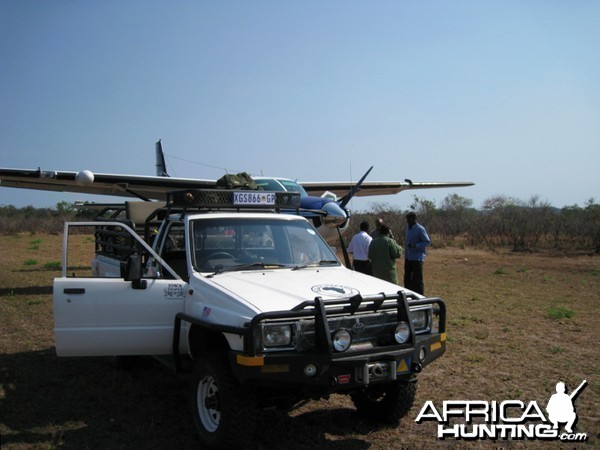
(301, 180), (474, 198)
(0, 167), (474, 202)
(0, 167), (215, 201)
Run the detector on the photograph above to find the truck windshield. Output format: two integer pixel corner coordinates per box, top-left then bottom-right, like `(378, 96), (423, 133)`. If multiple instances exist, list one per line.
(191, 217), (339, 273)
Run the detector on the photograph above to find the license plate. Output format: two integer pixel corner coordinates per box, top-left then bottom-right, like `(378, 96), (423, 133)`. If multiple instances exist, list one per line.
(233, 192), (276, 206)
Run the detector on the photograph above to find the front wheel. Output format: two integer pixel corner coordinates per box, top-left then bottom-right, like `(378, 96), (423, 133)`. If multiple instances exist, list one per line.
(190, 355), (258, 449)
(351, 380), (417, 424)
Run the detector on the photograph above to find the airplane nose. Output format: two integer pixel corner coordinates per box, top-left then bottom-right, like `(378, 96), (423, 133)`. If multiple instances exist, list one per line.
(322, 202), (347, 228)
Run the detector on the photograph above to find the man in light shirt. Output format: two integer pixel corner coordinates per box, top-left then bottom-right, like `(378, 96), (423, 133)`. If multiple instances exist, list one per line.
(347, 221), (372, 274)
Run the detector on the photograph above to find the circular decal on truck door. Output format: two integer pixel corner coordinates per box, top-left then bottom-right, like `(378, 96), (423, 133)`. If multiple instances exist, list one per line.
(311, 284), (359, 297)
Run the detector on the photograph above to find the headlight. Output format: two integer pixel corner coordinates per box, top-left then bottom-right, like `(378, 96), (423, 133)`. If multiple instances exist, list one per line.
(332, 329), (352, 352)
(394, 322), (411, 344)
(262, 324), (292, 347)
(410, 307), (431, 332)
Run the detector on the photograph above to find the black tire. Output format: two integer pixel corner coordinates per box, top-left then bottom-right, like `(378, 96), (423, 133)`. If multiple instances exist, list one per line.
(190, 354), (258, 449)
(351, 380), (417, 424)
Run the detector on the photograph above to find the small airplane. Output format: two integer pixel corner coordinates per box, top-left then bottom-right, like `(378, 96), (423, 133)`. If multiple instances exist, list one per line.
(0, 140), (473, 258)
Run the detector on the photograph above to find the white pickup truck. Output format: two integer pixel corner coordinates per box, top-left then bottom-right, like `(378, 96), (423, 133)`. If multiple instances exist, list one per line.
(54, 189), (446, 449)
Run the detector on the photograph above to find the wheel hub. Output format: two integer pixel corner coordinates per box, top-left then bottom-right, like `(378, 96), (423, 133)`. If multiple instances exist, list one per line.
(197, 375), (221, 432)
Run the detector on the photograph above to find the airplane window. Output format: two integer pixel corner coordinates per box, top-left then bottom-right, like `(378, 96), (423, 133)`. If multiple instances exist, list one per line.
(254, 178), (308, 197)
(255, 179), (283, 191)
(277, 180), (308, 197)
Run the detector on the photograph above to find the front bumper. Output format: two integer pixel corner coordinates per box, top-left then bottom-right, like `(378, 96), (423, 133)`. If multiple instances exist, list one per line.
(230, 331), (446, 392)
(230, 293), (446, 392)
(173, 291), (446, 394)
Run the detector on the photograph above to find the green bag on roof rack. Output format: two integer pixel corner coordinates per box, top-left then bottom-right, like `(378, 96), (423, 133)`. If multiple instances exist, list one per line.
(216, 172), (260, 190)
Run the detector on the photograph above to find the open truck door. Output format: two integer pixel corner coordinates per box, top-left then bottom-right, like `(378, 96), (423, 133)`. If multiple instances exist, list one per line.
(53, 222), (187, 356)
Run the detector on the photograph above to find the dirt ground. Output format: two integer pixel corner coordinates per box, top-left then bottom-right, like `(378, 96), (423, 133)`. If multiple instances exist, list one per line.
(1, 234), (598, 449)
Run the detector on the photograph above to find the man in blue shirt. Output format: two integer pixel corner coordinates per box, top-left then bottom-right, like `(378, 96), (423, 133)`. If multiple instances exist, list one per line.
(404, 212), (431, 295)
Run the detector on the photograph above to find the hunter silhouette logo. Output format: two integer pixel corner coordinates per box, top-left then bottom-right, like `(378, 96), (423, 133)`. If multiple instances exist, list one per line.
(416, 379), (588, 442)
(546, 380), (587, 434)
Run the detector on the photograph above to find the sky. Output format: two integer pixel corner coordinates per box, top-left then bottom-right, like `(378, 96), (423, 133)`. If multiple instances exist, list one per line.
(1, 0), (599, 211)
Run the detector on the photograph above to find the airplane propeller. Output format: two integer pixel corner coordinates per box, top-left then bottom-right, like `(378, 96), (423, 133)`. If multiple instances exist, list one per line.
(298, 166), (374, 268)
(337, 226), (352, 268)
(338, 166), (373, 209)
(332, 166), (374, 268)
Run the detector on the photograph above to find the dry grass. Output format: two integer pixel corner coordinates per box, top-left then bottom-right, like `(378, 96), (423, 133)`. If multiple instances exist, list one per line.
(1, 234), (598, 449)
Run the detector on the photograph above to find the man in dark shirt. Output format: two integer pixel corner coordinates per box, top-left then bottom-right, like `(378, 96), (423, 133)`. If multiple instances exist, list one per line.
(368, 225), (402, 283)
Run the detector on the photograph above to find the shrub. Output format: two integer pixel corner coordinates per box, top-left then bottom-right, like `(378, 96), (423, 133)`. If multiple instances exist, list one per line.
(547, 306), (575, 320)
(43, 261), (62, 270)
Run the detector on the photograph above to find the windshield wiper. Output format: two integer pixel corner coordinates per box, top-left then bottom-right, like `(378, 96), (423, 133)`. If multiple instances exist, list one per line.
(207, 262), (286, 277)
(319, 260), (339, 265)
(292, 260), (339, 271)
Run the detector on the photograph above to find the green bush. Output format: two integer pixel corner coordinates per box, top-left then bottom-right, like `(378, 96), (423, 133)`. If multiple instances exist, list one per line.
(547, 306), (575, 320)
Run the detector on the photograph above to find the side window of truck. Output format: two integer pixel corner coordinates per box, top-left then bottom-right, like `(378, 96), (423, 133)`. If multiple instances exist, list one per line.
(155, 223), (188, 281)
(68, 223), (144, 279)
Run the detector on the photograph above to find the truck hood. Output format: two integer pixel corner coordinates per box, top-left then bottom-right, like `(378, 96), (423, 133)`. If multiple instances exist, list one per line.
(205, 267), (405, 313)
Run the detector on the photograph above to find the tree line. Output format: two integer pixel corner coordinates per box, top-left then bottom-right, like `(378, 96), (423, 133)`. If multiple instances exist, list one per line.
(348, 194), (600, 254)
(0, 202), (95, 235)
(1, 195), (599, 253)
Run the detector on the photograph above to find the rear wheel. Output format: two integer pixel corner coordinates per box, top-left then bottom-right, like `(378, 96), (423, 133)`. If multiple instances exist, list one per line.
(190, 355), (257, 449)
(351, 380), (417, 424)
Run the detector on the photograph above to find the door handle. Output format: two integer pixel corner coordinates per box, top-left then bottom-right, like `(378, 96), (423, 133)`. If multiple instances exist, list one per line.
(64, 288), (86, 295)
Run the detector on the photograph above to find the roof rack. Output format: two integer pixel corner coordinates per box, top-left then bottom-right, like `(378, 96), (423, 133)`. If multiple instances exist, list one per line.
(167, 189), (301, 211)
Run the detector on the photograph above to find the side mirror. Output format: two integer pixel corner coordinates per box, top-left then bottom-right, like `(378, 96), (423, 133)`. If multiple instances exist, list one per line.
(121, 254), (147, 289)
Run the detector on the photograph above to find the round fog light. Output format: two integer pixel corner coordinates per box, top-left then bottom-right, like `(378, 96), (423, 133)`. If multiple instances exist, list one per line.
(304, 363), (318, 377)
(332, 329), (352, 352)
(394, 322), (410, 344)
(419, 346), (427, 362)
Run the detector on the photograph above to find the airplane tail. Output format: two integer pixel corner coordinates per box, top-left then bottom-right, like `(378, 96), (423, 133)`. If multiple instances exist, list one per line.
(156, 140), (169, 177)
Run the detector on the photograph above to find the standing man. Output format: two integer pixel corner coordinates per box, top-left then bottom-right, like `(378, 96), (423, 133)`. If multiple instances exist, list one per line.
(368, 224), (403, 283)
(347, 221), (372, 274)
(404, 212), (431, 295)
(370, 218), (395, 240)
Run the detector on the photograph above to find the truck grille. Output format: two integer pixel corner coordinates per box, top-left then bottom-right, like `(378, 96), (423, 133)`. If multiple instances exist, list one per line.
(295, 311), (399, 352)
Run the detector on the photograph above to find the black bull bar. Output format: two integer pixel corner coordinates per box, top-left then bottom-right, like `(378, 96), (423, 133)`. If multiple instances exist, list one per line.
(172, 291), (446, 373)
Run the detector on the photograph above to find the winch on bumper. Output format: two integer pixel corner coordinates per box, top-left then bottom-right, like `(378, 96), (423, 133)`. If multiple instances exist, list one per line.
(226, 291), (446, 391)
